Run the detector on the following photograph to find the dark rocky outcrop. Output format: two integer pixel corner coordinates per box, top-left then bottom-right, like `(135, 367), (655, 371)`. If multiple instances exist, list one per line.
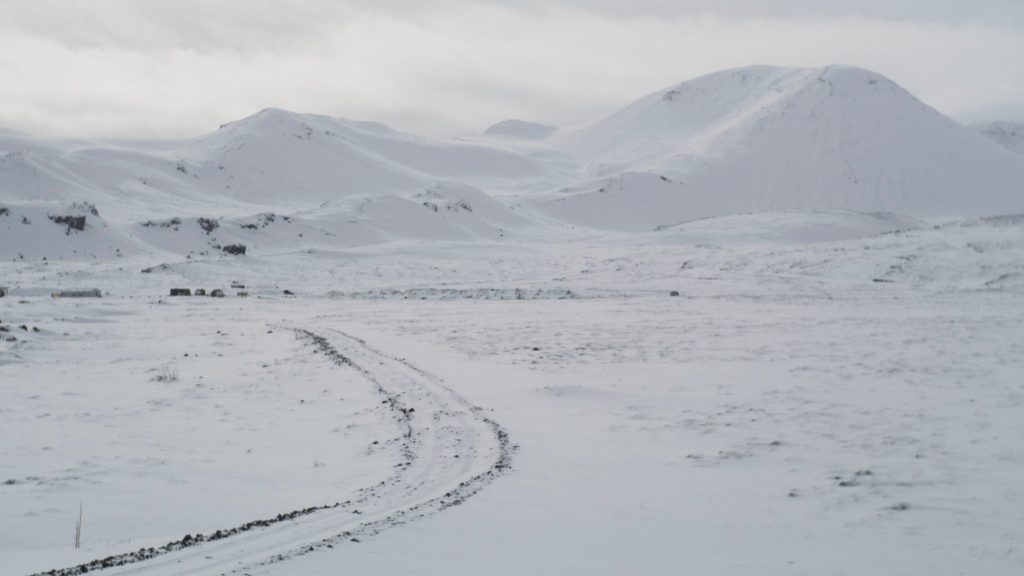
(47, 214), (86, 235)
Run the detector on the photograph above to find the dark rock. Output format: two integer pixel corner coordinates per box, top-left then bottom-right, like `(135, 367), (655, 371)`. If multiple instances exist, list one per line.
(197, 218), (219, 234)
(142, 217), (182, 229)
(72, 202), (99, 216)
(48, 214), (87, 234)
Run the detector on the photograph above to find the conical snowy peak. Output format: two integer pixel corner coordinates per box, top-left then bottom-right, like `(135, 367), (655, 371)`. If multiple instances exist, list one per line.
(564, 65), (949, 165)
(542, 65), (1024, 230)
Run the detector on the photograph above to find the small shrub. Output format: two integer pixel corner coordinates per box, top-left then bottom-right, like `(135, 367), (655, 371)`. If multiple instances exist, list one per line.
(197, 217), (219, 234)
(152, 366), (179, 383)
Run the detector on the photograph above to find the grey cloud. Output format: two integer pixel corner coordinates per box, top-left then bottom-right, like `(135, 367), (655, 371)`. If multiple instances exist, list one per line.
(5, 0), (1022, 52)
(0, 0), (354, 51)
(368, 0), (1024, 26)
(0, 1), (1022, 140)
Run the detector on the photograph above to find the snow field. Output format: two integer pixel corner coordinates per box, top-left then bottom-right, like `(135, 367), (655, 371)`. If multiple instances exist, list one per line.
(1, 300), (400, 574)
(265, 292), (1024, 575)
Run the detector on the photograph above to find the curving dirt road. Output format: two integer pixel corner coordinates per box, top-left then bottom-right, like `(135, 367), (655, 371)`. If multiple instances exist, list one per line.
(30, 328), (513, 576)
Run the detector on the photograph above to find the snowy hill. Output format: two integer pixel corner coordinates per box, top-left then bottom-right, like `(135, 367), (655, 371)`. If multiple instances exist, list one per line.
(0, 109), (549, 214)
(197, 109), (548, 205)
(975, 121), (1024, 156)
(0, 110), (557, 259)
(0, 202), (140, 261)
(544, 66), (1024, 230)
(483, 119), (556, 140)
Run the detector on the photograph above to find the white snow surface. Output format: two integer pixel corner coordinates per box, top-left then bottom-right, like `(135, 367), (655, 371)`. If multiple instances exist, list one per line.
(3, 65), (1024, 576)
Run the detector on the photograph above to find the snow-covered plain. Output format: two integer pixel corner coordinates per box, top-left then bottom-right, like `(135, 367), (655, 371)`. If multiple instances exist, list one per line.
(3, 65), (1024, 575)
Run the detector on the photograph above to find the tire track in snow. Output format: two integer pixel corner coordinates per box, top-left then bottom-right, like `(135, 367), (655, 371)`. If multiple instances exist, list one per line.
(29, 328), (513, 576)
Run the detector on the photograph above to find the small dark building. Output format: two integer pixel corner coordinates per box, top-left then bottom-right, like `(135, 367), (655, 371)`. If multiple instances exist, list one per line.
(0, 286), (7, 298)
(52, 289), (102, 298)
(210, 289), (226, 298)
(194, 288), (207, 296)
(170, 288), (192, 296)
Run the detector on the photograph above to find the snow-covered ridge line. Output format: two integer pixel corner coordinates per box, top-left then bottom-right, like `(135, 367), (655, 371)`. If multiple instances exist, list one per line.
(4, 63), (1024, 255)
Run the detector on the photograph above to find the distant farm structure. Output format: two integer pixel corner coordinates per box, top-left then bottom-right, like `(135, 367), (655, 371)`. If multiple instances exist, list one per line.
(52, 289), (102, 298)
(170, 288), (231, 297)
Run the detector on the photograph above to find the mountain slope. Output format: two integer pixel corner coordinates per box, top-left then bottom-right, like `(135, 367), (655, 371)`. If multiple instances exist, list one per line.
(975, 121), (1024, 156)
(193, 109), (548, 205)
(0, 109), (549, 221)
(543, 66), (1024, 230)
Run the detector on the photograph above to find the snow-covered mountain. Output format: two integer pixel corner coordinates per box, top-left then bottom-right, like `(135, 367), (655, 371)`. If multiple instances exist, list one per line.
(199, 109), (549, 205)
(2, 64), (1023, 258)
(483, 119), (556, 140)
(0, 109), (548, 215)
(543, 65), (1024, 230)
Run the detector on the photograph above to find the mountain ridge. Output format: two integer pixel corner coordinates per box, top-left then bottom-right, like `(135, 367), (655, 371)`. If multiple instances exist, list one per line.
(2, 64), (1023, 257)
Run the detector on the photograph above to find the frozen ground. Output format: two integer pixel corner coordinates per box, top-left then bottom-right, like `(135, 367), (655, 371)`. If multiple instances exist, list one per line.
(3, 213), (1024, 575)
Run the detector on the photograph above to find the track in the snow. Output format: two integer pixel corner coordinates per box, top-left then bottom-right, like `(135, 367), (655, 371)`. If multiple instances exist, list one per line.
(29, 328), (513, 576)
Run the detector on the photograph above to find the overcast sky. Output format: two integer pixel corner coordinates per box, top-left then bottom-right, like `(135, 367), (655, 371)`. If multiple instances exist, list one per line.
(1, 0), (1022, 139)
